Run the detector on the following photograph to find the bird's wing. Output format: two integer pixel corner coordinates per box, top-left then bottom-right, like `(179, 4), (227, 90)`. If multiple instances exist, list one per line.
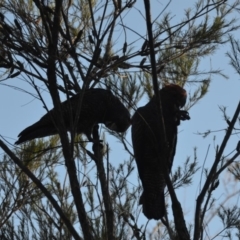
(131, 106), (161, 180)
(131, 108), (147, 180)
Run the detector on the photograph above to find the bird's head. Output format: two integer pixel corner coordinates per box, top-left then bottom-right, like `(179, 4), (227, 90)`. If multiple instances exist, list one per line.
(105, 117), (131, 132)
(159, 84), (190, 124)
(160, 84), (187, 108)
(103, 92), (131, 133)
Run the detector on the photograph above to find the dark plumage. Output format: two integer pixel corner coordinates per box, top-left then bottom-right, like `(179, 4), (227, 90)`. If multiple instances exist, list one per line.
(131, 84), (190, 220)
(15, 88), (131, 144)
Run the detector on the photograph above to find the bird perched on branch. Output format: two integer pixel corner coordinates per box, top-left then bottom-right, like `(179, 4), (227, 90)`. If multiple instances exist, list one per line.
(15, 88), (131, 144)
(131, 84), (190, 220)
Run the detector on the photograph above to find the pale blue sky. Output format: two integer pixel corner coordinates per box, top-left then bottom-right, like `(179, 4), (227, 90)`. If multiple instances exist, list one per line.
(1, 1), (240, 238)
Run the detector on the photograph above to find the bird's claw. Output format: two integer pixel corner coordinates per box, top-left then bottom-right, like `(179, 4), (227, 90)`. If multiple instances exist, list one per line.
(178, 110), (190, 121)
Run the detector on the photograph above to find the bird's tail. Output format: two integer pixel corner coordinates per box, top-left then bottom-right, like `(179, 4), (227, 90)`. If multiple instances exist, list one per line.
(15, 122), (56, 144)
(139, 191), (166, 220)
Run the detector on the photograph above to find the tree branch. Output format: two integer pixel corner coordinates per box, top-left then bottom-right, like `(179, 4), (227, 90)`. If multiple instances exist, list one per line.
(92, 125), (115, 239)
(194, 101), (240, 240)
(46, 2), (94, 239)
(0, 140), (81, 240)
(143, 1), (190, 239)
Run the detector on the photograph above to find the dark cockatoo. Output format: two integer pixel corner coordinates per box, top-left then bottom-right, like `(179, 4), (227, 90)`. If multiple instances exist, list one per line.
(131, 84), (190, 220)
(15, 88), (130, 144)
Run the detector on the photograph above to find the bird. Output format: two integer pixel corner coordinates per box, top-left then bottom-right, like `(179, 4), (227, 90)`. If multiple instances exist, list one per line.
(15, 88), (131, 144)
(131, 84), (190, 220)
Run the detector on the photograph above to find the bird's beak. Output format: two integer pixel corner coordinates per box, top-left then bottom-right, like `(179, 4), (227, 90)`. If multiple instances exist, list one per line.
(174, 103), (181, 111)
(105, 122), (117, 131)
(105, 120), (130, 132)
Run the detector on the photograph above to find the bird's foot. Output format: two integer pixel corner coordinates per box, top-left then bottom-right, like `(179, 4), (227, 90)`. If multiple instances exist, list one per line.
(177, 110), (190, 121)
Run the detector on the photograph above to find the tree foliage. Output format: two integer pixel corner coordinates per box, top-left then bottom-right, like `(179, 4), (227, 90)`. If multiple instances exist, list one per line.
(0, 0), (240, 239)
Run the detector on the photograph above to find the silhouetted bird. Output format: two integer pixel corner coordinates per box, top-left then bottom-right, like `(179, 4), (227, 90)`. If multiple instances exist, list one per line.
(131, 84), (190, 220)
(15, 88), (130, 144)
